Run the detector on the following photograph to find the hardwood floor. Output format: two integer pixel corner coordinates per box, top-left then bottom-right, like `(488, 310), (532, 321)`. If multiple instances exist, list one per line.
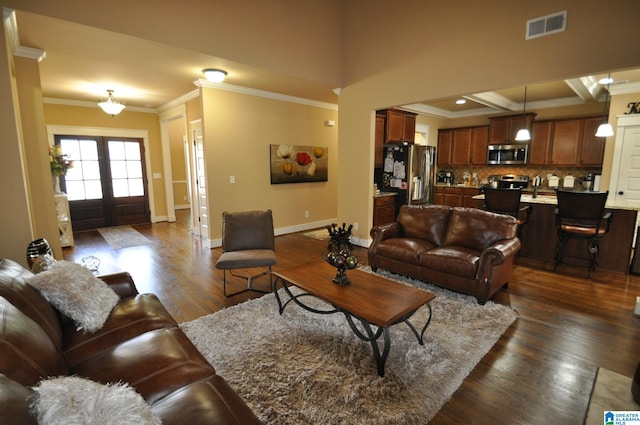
(63, 209), (640, 424)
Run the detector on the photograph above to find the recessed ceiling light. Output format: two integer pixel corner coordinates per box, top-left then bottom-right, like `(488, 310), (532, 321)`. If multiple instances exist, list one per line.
(456, 99), (466, 105)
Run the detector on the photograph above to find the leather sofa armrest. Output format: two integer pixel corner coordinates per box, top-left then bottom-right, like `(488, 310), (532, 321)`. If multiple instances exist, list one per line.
(368, 222), (401, 267)
(476, 238), (521, 280)
(370, 222), (400, 244)
(98, 272), (139, 299)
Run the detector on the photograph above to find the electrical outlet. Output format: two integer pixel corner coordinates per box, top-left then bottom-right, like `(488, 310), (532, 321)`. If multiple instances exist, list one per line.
(353, 222), (359, 230)
(183, 196), (187, 201)
(229, 176), (235, 184)
(304, 211), (309, 218)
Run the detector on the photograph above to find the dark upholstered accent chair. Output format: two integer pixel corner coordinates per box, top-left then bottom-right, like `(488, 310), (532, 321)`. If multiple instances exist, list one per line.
(554, 190), (612, 278)
(483, 187), (531, 244)
(216, 209), (277, 297)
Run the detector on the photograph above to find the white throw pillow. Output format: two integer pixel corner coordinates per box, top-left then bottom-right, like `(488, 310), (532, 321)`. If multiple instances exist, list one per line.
(26, 260), (119, 332)
(31, 376), (162, 425)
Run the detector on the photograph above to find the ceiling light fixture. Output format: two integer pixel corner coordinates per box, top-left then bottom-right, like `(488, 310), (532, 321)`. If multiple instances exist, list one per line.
(98, 90), (126, 116)
(455, 99), (466, 105)
(515, 86), (531, 141)
(202, 68), (227, 83)
(595, 74), (615, 138)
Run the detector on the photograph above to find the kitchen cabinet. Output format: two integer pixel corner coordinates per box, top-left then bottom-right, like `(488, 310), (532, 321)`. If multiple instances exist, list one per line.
(528, 117), (605, 167)
(470, 126), (489, 165)
(380, 109), (416, 144)
(580, 117), (606, 166)
(437, 129), (452, 166)
(373, 194), (396, 226)
(433, 186), (481, 208)
(438, 126), (488, 166)
(549, 118), (582, 165)
(528, 120), (553, 165)
(374, 114), (385, 167)
(489, 113), (536, 144)
(451, 128), (472, 165)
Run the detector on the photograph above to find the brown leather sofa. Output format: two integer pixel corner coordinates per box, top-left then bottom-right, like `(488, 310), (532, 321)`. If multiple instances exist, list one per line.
(368, 205), (520, 304)
(0, 258), (261, 425)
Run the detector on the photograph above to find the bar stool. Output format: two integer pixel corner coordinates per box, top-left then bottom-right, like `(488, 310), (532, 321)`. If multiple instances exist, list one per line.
(483, 187), (532, 245)
(554, 190), (612, 278)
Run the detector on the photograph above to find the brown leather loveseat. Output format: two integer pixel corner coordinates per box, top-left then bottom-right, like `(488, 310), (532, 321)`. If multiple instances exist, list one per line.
(368, 205), (520, 304)
(0, 258), (261, 424)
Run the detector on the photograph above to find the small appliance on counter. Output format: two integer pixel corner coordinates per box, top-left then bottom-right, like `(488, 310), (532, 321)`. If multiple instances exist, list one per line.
(436, 170), (454, 185)
(548, 175), (560, 189)
(581, 173), (602, 191)
(562, 175), (575, 189)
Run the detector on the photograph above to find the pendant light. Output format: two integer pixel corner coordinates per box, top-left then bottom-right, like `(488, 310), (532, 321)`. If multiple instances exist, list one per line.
(595, 74), (615, 138)
(98, 90), (126, 116)
(515, 86), (531, 141)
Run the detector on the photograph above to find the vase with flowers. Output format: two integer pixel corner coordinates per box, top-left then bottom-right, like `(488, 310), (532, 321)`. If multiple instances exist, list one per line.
(49, 145), (73, 193)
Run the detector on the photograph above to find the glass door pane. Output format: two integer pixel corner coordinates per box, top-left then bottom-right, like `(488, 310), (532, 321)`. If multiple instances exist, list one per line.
(59, 138), (103, 201)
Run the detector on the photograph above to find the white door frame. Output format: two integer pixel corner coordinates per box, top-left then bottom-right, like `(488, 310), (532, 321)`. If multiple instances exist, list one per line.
(46, 125), (156, 221)
(609, 114), (640, 203)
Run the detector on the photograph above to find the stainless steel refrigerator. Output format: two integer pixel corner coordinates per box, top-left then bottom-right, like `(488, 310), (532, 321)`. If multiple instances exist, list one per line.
(381, 144), (436, 215)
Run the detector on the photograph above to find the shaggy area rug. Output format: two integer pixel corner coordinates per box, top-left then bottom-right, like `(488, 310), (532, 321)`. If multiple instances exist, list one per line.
(181, 268), (517, 425)
(98, 226), (152, 249)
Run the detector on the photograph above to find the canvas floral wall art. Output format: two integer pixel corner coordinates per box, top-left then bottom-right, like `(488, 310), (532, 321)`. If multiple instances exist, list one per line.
(270, 144), (328, 184)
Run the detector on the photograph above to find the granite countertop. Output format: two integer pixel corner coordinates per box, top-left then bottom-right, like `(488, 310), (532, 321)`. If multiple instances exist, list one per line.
(374, 191), (397, 197)
(472, 192), (640, 211)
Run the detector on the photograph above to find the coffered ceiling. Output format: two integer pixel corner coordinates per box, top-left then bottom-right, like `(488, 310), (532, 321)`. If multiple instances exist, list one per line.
(9, 9), (640, 117)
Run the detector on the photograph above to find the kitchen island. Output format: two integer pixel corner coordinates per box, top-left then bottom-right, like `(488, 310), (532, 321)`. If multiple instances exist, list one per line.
(473, 192), (638, 274)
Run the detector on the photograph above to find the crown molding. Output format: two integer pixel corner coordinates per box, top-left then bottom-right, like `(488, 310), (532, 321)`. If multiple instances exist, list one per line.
(610, 81), (640, 96)
(194, 79), (338, 111)
(43, 97), (157, 114)
(158, 89), (200, 112)
(3, 8), (46, 61)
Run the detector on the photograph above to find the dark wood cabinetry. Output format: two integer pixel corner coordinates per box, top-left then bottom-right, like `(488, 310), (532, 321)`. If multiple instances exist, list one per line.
(373, 195), (396, 226)
(489, 113), (536, 144)
(550, 118), (582, 165)
(528, 121), (553, 165)
(433, 186), (481, 208)
(438, 126), (488, 167)
(437, 129), (452, 166)
(470, 126), (489, 165)
(379, 109), (416, 144)
(525, 116), (605, 167)
(580, 117), (606, 166)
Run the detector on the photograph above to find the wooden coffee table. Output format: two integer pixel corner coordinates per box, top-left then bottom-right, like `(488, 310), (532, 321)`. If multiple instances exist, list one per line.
(273, 260), (435, 377)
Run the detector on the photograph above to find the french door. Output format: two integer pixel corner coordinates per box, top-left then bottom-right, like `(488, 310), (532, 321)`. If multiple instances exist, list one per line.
(57, 135), (150, 231)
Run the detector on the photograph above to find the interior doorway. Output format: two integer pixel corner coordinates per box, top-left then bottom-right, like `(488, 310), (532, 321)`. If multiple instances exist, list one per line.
(57, 135), (150, 231)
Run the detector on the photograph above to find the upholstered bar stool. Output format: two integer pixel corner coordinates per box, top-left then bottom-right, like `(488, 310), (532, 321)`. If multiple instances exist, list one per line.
(554, 190), (612, 278)
(483, 187), (532, 245)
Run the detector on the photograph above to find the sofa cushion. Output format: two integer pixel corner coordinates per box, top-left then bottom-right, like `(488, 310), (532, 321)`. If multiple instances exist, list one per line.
(0, 374), (37, 425)
(150, 375), (262, 425)
(31, 376), (161, 425)
(71, 327), (216, 405)
(0, 297), (68, 387)
(63, 293), (178, 368)
(442, 207), (517, 252)
(419, 247), (479, 279)
(397, 204), (450, 246)
(0, 259), (63, 350)
(26, 261), (119, 333)
(375, 238), (435, 265)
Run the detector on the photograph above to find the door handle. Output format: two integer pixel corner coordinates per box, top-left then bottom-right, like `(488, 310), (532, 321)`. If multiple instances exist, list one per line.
(618, 191), (624, 195)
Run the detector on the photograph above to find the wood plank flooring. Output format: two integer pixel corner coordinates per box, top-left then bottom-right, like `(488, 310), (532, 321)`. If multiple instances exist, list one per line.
(63, 209), (640, 424)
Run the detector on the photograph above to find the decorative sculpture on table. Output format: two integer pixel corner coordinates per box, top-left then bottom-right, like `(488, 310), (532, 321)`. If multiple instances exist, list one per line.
(324, 223), (358, 285)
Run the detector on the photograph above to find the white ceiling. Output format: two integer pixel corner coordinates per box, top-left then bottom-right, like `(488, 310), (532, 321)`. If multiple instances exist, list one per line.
(10, 9), (640, 117)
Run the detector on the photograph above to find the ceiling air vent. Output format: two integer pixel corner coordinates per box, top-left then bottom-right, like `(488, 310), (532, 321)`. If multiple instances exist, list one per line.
(526, 10), (567, 40)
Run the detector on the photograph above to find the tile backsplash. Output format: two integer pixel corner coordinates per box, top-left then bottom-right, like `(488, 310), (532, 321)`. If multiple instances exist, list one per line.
(439, 165), (601, 187)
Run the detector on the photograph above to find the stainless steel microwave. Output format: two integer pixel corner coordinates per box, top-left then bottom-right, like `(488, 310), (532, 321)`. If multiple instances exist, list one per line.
(487, 144), (528, 165)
